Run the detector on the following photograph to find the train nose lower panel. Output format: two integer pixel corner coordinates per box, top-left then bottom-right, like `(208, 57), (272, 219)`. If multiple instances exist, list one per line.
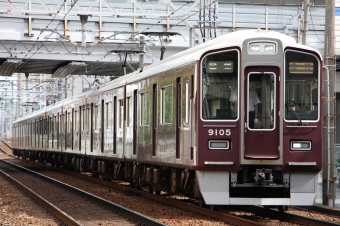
(196, 171), (318, 206)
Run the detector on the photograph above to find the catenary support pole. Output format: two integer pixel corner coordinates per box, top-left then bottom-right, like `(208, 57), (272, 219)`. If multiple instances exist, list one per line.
(302, 0), (310, 45)
(322, 0), (336, 207)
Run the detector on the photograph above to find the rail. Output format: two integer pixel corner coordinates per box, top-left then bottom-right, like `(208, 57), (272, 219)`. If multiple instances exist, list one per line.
(0, 159), (166, 226)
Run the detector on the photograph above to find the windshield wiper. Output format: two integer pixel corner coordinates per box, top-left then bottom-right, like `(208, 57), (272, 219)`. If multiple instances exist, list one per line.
(285, 103), (303, 125)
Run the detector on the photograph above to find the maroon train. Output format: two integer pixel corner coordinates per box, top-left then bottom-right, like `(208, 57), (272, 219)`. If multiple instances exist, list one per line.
(12, 29), (322, 209)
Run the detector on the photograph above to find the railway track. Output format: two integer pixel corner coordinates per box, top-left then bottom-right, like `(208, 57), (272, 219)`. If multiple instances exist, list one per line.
(224, 205), (340, 226)
(0, 159), (165, 226)
(2, 140), (340, 226)
(1, 159), (260, 226)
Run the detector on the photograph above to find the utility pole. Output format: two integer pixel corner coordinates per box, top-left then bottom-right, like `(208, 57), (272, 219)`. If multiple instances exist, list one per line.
(322, 0), (336, 207)
(302, 0), (310, 45)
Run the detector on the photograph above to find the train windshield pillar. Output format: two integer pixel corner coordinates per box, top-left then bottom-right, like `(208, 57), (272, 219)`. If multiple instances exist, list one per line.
(201, 50), (239, 120)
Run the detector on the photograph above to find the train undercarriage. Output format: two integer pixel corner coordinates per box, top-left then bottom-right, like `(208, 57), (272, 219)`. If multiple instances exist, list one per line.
(12, 149), (317, 211)
(13, 149), (199, 198)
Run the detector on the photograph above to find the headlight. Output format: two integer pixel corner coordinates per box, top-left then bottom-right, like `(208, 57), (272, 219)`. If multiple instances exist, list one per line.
(291, 141), (311, 150)
(249, 44), (260, 52)
(264, 44), (275, 52)
(248, 42), (276, 54)
(209, 140), (229, 150)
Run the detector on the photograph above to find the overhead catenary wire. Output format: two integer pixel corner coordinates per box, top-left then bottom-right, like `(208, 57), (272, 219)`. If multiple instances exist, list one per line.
(9, 1), (218, 98)
(83, 0), (218, 76)
(13, 0), (195, 90)
(15, 0), (79, 74)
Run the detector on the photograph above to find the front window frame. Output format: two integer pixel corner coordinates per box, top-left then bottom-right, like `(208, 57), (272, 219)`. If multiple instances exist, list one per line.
(284, 49), (320, 123)
(200, 48), (240, 121)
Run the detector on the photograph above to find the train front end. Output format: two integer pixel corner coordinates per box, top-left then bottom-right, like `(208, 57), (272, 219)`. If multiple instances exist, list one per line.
(196, 30), (322, 207)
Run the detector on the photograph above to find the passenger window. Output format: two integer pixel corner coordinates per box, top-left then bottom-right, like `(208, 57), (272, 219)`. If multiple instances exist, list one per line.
(185, 80), (189, 124)
(118, 100), (124, 128)
(106, 102), (112, 129)
(81, 109), (85, 131)
(140, 92), (150, 126)
(74, 111), (78, 131)
(86, 108), (90, 131)
(126, 97), (131, 127)
(68, 112), (71, 133)
(94, 106), (100, 130)
(161, 86), (173, 124)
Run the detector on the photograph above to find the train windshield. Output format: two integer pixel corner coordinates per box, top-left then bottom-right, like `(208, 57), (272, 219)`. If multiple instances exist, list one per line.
(201, 50), (239, 120)
(284, 50), (319, 122)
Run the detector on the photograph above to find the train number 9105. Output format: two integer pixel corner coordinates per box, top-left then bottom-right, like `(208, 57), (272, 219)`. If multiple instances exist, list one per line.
(208, 129), (231, 136)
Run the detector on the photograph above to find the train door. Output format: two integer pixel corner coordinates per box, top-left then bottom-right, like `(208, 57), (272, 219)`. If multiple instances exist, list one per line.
(90, 103), (94, 152)
(176, 77), (181, 159)
(66, 111), (72, 151)
(37, 120), (40, 148)
(103, 98), (113, 153)
(133, 90), (137, 155)
(152, 84), (157, 156)
(113, 96), (117, 154)
(59, 113), (65, 152)
(81, 104), (91, 154)
(92, 103), (101, 153)
(244, 66), (279, 159)
(80, 107), (85, 152)
(125, 95), (133, 155)
(101, 100), (104, 153)
(53, 115), (56, 149)
(45, 118), (49, 148)
(74, 108), (80, 151)
(116, 98), (124, 155)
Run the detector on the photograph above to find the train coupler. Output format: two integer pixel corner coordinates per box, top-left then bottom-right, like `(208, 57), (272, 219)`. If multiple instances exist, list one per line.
(283, 173), (289, 188)
(231, 172), (238, 188)
(255, 168), (273, 184)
